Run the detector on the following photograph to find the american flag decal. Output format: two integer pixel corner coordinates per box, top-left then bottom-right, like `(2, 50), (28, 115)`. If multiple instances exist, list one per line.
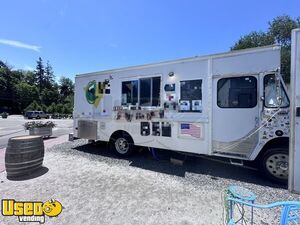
(180, 123), (201, 138)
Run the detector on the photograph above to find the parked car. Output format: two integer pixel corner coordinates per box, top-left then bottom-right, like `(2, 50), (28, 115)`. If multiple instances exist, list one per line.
(1, 112), (8, 119)
(24, 111), (49, 119)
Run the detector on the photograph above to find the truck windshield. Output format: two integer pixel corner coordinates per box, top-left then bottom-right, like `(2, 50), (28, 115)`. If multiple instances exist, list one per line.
(264, 74), (289, 108)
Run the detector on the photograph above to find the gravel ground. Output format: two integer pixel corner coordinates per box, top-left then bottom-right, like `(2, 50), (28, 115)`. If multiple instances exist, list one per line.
(0, 140), (299, 225)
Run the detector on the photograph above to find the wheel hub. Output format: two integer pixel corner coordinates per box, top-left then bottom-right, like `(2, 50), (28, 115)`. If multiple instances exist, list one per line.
(278, 161), (288, 171)
(266, 153), (289, 179)
(115, 138), (129, 154)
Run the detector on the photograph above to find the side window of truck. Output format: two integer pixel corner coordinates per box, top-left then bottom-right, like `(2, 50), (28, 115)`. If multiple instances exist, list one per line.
(140, 77), (161, 107)
(217, 76), (257, 108)
(180, 79), (202, 101)
(179, 79), (202, 112)
(122, 80), (138, 105)
(121, 76), (161, 107)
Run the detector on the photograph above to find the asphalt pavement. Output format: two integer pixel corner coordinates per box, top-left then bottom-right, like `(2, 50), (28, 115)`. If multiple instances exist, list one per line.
(0, 115), (73, 148)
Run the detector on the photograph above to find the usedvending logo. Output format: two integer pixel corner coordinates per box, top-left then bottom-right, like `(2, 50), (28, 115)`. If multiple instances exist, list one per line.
(1, 199), (63, 224)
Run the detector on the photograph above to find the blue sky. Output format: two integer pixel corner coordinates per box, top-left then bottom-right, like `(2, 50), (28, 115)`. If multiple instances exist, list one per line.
(0, 0), (299, 80)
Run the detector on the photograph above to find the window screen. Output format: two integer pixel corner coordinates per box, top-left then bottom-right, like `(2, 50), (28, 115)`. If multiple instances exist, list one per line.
(217, 76), (257, 108)
(122, 80), (138, 105)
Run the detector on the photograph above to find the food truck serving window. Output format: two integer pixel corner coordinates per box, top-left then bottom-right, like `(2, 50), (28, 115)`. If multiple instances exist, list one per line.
(121, 77), (161, 107)
(122, 80), (138, 105)
(140, 77), (161, 106)
(217, 76), (257, 108)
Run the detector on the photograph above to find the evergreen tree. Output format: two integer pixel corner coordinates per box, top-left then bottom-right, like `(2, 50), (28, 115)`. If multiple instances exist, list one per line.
(23, 71), (37, 86)
(35, 57), (45, 93)
(0, 60), (8, 69)
(45, 60), (55, 89)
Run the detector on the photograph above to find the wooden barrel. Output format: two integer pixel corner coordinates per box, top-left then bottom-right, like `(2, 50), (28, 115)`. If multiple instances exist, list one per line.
(5, 135), (44, 178)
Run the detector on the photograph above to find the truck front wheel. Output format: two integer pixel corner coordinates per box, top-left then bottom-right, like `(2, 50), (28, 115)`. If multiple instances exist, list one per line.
(260, 147), (289, 184)
(109, 134), (134, 157)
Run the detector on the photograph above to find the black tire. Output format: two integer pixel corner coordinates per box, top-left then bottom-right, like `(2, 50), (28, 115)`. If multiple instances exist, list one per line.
(109, 134), (135, 157)
(259, 147), (289, 184)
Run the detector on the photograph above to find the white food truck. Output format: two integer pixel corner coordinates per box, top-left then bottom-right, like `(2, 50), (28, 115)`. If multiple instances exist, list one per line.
(73, 45), (290, 183)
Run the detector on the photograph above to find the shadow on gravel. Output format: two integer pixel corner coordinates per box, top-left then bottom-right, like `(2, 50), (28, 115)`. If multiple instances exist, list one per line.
(44, 136), (57, 140)
(73, 142), (286, 189)
(7, 166), (49, 181)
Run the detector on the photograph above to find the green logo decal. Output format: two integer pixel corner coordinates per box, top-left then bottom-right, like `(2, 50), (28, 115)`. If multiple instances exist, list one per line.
(85, 80), (101, 107)
(84, 80), (110, 107)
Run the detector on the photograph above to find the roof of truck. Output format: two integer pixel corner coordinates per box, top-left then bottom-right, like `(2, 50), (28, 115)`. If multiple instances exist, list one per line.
(76, 45), (280, 78)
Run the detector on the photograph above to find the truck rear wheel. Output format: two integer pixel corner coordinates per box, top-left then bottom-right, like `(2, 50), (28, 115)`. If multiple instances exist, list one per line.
(109, 134), (134, 157)
(260, 147), (289, 184)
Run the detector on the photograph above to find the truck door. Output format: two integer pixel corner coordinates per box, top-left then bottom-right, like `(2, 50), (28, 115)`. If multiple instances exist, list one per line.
(212, 75), (260, 158)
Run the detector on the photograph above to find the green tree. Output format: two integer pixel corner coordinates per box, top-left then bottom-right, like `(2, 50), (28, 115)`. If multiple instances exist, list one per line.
(23, 71), (36, 86)
(268, 16), (300, 82)
(44, 61), (55, 89)
(232, 15), (300, 83)
(0, 58), (65, 114)
(16, 82), (39, 112)
(0, 63), (24, 113)
(231, 31), (274, 50)
(56, 103), (64, 114)
(269, 15), (300, 46)
(41, 88), (59, 106)
(41, 104), (47, 112)
(59, 94), (74, 114)
(47, 102), (57, 114)
(24, 100), (42, 112)
(35, 57), (45, 93)
(59, 76), (74, 100)
(0, 60), (8, 69)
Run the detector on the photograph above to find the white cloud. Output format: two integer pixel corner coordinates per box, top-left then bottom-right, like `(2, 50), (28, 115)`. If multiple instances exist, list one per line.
(0, 39), (41, 52)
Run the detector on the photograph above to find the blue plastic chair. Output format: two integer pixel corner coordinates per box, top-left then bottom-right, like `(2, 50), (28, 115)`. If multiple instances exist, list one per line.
(227, 185), (256, 224)
(226, 186), (300, 225)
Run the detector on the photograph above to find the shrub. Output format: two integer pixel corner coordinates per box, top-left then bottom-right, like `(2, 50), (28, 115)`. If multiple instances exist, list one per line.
(24, 121), (56, 130)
